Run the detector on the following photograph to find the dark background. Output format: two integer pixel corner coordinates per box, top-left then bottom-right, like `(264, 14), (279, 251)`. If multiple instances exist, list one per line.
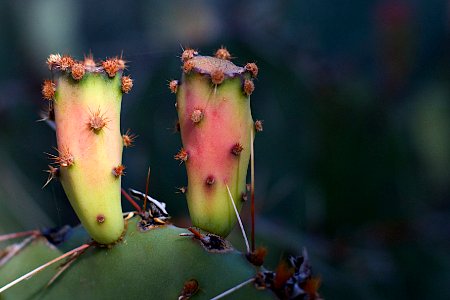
(0, 1), (449, 299)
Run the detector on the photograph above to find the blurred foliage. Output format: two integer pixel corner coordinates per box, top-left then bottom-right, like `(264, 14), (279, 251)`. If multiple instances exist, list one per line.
(0, 0), (449, 299)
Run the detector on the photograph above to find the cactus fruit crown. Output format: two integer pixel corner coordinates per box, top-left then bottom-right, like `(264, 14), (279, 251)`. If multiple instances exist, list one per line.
(0, 48), (322, 300)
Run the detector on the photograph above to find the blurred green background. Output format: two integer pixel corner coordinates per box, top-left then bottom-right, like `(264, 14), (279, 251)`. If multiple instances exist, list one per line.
(0, 0), (449, 299)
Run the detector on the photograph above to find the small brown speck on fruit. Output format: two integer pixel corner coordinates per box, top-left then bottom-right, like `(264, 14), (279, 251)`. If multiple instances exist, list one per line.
(121, 75), (133, 93)
(211, 69), (225, 85)
(190, 109), (203, 124)
(42, 80), (56, 100)
(244, 79), (255, 96)
(206, 176), (215, 186)
(183, 60), (195, 73)
(71, 63), (85, 80)
(215, 47), (231, 60)
(255, 120), (264, 132)
(112, 164), (126, 177)
(169, 80), (178, 93)
(181, 48), (198, 62)
(47, 54), (61, 70)
(96, 214), (106, 224)
(174, 148), (188, 164)
(102, 58), (120, 77)
(245, 62), (259, 78)
(231, 143), (244, 156)
(60, 55), (74, 71)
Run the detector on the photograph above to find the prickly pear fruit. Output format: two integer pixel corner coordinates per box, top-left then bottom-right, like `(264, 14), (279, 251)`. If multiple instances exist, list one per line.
(173, 48), (258, 237)
(43, 54), (133, 244)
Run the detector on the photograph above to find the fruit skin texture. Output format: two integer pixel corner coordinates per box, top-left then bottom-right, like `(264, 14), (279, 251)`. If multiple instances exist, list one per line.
(176, 56), (254, 237)
(53, 72), (124, 244)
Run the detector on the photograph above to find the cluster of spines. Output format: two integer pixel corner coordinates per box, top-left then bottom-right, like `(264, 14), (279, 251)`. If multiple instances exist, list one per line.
(43, 54), (133, 96)
(41, 53), (137, 185)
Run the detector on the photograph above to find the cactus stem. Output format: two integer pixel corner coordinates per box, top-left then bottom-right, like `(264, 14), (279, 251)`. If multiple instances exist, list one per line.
(42, 80), (56, 100)
(122, 129), (137, 147)
(214, 46), (232, 60)
(231, 143), (244, 156)
(174, 148), (188, 164)
(190, 109), (204, 124)
(42, 165), (60, 189)
(245, 63), (259, 78)
(255, 120), (264, 132)
(121, 75), (133, 93)
(243, 79), (255, 96)
(168, 79), (179, 93)
(47, 146), (74, 167)
(0, 243), (91, 294)
(112, 164), (126, 177)
(88, 107), (110, 133)
(226, 184), (250, 253)
(210, 278), (255, 300)
(71, 62), (85, 80)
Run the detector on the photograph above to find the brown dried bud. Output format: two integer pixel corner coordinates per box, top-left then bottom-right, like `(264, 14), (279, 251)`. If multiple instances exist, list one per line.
(121, 75), (133, 93)
(245, 63), (259, 78)
(215, 47), (231, 60)
(181, 48), (198, 62)
(102, 58), (120, 77)
(243, 79), (255, 96)
(60, 55), (75, 71)
(71, 63), (85, 80)
(183, 60), (195, 73)
(42, 80), (56, 100)
(211, 69), (225, 85)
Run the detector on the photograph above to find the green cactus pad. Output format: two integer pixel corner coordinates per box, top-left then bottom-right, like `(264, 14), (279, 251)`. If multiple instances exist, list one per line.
(0, 217), (274, 299)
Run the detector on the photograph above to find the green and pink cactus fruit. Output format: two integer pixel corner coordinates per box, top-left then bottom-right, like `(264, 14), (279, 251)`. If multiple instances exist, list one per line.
(42, 54), (134, 245)
(172, 47), (261, 237)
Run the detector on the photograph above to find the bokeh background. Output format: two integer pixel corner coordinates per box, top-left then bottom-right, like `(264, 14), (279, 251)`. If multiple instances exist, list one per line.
(0, 0), (449, 299)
